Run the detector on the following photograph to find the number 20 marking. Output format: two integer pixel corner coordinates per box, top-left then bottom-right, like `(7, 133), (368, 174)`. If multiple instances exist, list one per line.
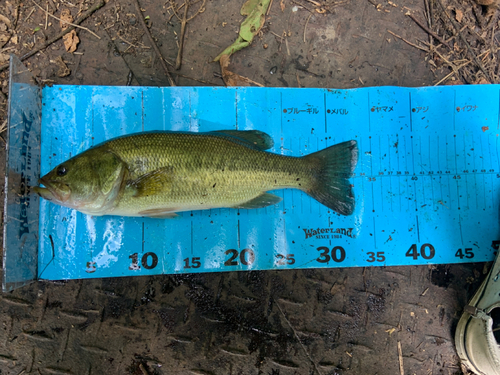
(224, 249), (255, 266)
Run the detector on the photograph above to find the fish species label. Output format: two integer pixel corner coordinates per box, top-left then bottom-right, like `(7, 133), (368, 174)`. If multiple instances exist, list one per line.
(18, 86), (500, 281)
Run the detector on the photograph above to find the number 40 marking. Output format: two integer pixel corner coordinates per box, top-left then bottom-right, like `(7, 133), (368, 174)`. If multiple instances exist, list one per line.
(405, 244), (435, 260)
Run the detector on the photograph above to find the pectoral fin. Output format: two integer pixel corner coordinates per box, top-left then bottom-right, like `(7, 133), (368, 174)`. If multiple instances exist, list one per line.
(127, 166), (174, 198)
(231, 193), (282, 209)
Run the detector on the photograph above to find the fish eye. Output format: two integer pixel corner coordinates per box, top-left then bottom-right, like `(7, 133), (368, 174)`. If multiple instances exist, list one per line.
(57, 166), (68, 176)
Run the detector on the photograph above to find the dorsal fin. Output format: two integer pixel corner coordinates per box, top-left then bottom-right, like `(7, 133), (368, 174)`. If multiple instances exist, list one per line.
(211, 130), (274, 150)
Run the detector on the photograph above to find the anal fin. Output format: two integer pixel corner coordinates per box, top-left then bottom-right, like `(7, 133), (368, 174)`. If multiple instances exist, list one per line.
(139, 208), (180, 219)
(231, 193), (282, 209)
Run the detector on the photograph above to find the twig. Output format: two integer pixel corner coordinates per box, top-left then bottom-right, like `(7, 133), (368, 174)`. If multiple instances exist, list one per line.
(176, 1), (189, 70)
(276, 301), (322, 375)
(117, 35), (150, 49)
(12, 2), (20, 30)
(31, 0), (101, 39)
(397, 341), (404, 375)
(434, 61), (470, 86)
(407, 13), (450, 49)
(0, 119), (7, 133)
(423, 0), (431, 28)
(170, 71), (222, 85)
(304, 13), (312, 43)
(295, 71), (302, 87)
(45, 3), (49, 30)
(133, 0), (176, 86)
(24, 7), (35, 22)
(270, 30), (284, 51)
(0, 0), (105, 73)
(387, 30), (429, 52)
(266, 0), (273, 15)
(435, 0), (493, 82)
(171, 0), (206, 70)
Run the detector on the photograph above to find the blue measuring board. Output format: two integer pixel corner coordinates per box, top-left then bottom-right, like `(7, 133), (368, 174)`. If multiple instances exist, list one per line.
(37, 85), (500, 281)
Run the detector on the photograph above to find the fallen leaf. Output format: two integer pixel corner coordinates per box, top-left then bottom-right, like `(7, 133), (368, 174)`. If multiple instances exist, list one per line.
(475, 77), (490, 84)
(385, 328), (396, 335)
(219, 54), (263, 87)
(214, 0), (271, 61)
(280, 0), (285, 11)
(59, 9), (79, 52)
(63, 30), (79, 53)
(10, 34), (17, 44)
(55, 56), (71, 77)
(0, 53), (9, 64)
(0, 14), (11, 28)
(0, 31), (9, 48)
(455, 9), (463, 22)
(59, 9), (73, 30)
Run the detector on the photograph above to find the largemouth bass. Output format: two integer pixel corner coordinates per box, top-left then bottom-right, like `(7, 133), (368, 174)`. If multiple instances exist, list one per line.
(33, 130), (358, 217)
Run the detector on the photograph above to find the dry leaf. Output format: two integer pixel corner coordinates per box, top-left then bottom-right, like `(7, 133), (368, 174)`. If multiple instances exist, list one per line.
(10, 34), (17, 44)
(0, 14), (11, 28)
(0, 53), (9, 64)
(55, 56), (71, 77)
(280, 0), (285, 11)
(63, 30), (79, 53)
(59, 9), (73, 30)
(0, 31), (9, 45)
(219, 54), (263, 87)
(0, 31), (9, 51)
(475, 77), (490, 84)
(59, 9), (79, 52)
(455, 9), (463, 23)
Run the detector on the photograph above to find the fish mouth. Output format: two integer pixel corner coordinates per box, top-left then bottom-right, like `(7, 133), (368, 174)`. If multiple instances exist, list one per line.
(33, 177), (70, 202)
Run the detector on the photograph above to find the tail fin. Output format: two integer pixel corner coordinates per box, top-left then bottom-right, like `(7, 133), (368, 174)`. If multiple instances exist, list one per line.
(303, 140), (358, 216)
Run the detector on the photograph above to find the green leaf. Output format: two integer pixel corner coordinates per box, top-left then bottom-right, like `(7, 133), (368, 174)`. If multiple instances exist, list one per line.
(214, 0), (271, 62)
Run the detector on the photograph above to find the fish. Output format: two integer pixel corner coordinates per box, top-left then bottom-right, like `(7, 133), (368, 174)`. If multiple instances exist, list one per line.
(33, 130), (358, 218)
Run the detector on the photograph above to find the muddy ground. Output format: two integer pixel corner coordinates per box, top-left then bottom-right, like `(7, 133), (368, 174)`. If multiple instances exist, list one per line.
(0, 0), (497, 373)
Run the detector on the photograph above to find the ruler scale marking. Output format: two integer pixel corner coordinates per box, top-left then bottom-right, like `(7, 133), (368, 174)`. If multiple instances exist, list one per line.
(30, 86), (500, 281)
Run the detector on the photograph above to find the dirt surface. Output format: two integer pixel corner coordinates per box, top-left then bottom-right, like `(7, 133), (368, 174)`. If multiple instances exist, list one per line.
(0, 0), (497, 373)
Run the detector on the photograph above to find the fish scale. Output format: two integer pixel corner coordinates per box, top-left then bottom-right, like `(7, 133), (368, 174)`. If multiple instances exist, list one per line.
(109, 132), (308, 212)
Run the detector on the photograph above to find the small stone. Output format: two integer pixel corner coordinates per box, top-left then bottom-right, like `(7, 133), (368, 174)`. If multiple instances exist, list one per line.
(129, 17), (137, 25)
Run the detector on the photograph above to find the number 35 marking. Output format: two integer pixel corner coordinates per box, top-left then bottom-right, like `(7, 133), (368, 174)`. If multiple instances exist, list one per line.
(367, 251), (386, 262)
